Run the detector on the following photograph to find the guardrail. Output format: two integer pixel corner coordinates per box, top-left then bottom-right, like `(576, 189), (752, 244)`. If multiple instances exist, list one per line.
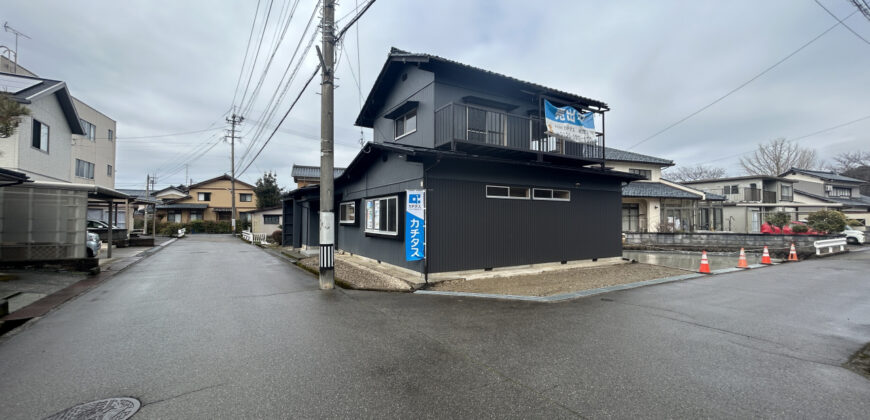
(241, 230), (268, 245)
(814, 237), (846, 255)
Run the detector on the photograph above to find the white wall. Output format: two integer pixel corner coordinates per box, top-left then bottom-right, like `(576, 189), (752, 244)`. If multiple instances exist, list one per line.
(70, 98), (116, 188)
(10, 94), (74, 182)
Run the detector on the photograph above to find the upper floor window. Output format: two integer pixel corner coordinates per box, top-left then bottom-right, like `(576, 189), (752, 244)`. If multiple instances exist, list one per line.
(108, 129), (114, 142)
(780, 184), (792, 201)
(75, 159), (95, 179)
(629, 168), (652, 180)
(80, 119), (96, 141)
(829, 186), (852, 197)
(395, 110), (417, 139)
(32, 119), (49, 152)
(198, 192), (211, 201)
(240, 193), (252, 202)
(107, 164), (113, 177)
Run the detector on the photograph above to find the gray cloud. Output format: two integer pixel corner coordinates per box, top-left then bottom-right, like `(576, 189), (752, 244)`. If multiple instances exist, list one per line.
(3, 0), (868, 189)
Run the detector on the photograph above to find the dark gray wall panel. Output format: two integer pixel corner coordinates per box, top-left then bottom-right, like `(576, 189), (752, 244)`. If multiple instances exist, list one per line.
(371, 64), (435, 148)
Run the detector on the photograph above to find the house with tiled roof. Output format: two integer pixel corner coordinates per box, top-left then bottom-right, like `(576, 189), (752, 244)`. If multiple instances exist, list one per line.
(156, 174), (256, 223)
(780, 168), (870, 226)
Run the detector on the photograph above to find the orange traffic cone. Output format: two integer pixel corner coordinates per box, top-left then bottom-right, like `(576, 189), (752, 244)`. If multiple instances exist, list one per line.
(788, 243), (798, 262)
(699, 250), (711, 274)
(737, 248), (748, 268)
(761, 246), (773, 265)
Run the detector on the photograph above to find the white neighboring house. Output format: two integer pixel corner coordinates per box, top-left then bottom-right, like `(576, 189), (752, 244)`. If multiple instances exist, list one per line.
(249, 206), (283, 236)
(1, 57), (121, 226)
(779, 167), (870, 227)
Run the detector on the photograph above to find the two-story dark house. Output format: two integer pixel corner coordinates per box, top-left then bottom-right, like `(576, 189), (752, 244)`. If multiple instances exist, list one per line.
(283, 48), (642, 279)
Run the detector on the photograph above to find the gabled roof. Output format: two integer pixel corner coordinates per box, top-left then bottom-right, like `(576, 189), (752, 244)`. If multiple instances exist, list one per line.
(153, 186), (188, 196)
(780, 167), (867, 184)
(622, 182), (702, 199)
(291, 165), (346, 179)
(794, 189), (870, 208)
(682, 175), (795, 184)
(605, 147), (674, 166)
(0, 71), (85, 135)
(187, 174), (255, 190)
(355, 47), (608, 127)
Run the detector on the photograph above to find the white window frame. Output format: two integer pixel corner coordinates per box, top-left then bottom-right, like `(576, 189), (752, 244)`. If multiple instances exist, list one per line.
(394, 109), (417, 140)
(486, 185), (530, 200)
(80, 119), (96, 141)
(364, 195), (399, 236)
(532, 188), (571, 201)
(339, 201), (356, 224)
(75, 159), (95, 180)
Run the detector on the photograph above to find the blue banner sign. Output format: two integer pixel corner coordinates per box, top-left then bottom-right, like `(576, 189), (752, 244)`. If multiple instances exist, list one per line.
(405, 190), (425, 261)
(544, 100), (596, 142)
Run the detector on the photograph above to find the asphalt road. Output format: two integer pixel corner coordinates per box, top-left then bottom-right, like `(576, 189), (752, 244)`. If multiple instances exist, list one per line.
(1, 235), (868, 419)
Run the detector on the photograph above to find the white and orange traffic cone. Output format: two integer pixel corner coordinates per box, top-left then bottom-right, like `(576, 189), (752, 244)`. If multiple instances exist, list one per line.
(788, 243), (798, 262)
(761, 246), (773, 265)
(699, 250), (711, 274)
(737, 248), (748, 268)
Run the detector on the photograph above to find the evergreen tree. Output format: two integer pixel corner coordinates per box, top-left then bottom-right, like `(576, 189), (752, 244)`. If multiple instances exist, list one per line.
(254, 171), (282, 209)
(0, 94), (30, 138)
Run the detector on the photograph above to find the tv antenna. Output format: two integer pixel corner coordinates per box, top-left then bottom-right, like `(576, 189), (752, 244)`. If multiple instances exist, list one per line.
(3, 22), (31, 73)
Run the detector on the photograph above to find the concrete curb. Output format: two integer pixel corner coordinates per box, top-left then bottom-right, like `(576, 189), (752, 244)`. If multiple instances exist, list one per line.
(0, 238), (179, 338)
(414, 260), (777, 303)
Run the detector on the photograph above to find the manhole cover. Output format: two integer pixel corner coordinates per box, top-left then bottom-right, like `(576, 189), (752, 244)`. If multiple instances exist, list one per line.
(45, 397), (140, 420)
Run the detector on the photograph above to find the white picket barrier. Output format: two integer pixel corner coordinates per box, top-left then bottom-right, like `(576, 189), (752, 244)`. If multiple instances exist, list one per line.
(177, 228), (186, 238)
(814, 237), (847, 255)
(241, 230), (268, 245)
(241, 230), (253, 242)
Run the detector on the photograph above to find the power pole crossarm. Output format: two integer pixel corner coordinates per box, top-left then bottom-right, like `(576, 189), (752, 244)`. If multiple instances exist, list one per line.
(319, 0), (336, 290)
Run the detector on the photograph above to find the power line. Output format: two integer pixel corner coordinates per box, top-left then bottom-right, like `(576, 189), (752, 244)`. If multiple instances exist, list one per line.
(238, 0), (276, 110)
(231, 0), (262, 109)
(627, 9), (859, 150)
(693, 113), (870, 165)
(815, 0), (870, 45)
(237, 0), (377, 178)
(112, 127), (222, 141)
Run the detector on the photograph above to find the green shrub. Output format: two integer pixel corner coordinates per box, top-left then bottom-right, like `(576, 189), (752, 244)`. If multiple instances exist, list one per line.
(765, 211), (790, 228)
(846, 219), (864, 227)
(807, 210), (847, 234)
(791, 224), (809, 233)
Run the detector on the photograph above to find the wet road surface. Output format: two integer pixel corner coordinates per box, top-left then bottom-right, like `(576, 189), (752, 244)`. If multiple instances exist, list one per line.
(1, 235), (869, 418)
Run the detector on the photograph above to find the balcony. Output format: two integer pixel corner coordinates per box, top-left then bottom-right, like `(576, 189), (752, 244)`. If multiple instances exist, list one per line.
(722, 188), (777, 203)
(434, 103), (604, 165)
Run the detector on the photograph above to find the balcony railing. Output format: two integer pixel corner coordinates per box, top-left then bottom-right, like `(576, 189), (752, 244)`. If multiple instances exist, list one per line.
(721, 188), (779, 203)
(434, 103), (603, 161)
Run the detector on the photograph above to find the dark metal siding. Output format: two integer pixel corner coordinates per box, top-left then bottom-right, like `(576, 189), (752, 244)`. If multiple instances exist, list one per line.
(282, 199), (294, 246)
(426, 164), (623, 273)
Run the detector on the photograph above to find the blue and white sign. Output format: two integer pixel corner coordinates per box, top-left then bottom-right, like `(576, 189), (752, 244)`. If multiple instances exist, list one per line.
(405, 190), (425, 261)
(544, 100), (596, 143)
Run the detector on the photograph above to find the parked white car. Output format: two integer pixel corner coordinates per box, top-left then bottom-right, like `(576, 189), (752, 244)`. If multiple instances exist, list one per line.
(842, 226), (865, 245)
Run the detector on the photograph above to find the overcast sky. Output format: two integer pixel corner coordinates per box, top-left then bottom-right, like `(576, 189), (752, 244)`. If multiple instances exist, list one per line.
(3, 0), (869, 190)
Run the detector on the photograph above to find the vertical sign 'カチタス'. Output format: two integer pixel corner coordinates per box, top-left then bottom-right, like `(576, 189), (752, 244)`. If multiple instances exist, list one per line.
(405, 190), (425, 261)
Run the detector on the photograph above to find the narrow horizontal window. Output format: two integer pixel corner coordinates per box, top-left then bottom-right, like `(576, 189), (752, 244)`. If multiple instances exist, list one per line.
(263, 215), (280, 224)
(487, 185), (530, 199)
(532, 188), (570, 201)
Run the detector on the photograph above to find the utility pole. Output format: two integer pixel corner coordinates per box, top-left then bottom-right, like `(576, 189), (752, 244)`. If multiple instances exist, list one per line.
(144, 174), (150, 235)
(317, 0), (336, 290)
(150, 175), (157, 236)
(227, 113), (243, 232)
(185, 164), (189, 187)
(3, 22), (30, 74)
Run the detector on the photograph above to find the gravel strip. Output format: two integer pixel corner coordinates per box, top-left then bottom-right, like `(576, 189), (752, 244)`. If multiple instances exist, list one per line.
(297, 257), (411, 291)
(428, 262), (692, 297)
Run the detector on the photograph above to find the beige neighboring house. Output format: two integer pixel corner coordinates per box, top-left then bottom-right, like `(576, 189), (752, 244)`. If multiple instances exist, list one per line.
(153, 186), (187, 202)
(156, 174), (257, 223)
(779, 167), (870, 226)
(1, 56), (122, 226)
(250, 206), (283, 235)
(605, 148), (725, 233)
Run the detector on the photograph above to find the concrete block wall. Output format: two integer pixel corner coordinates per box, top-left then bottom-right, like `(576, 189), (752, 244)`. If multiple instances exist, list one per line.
(624, 232), (841, 256)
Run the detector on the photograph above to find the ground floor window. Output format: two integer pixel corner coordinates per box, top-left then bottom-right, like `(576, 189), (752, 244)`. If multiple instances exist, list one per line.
(622, 204), (640, 232)
(216, 211), (231, 222)
(365, 196), (398, 235)
(339, 201), (356, 224)
(697, 207), (724, 231)
(167, 210), (182, 223)
(190, 210), (203, 221)
(263, 214), (280, 225)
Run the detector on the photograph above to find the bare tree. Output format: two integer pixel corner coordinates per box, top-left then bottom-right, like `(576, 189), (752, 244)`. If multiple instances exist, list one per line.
(664, 164), (727, 182)
(740, 138), (818, 176)
(828, 150), (870, 173)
